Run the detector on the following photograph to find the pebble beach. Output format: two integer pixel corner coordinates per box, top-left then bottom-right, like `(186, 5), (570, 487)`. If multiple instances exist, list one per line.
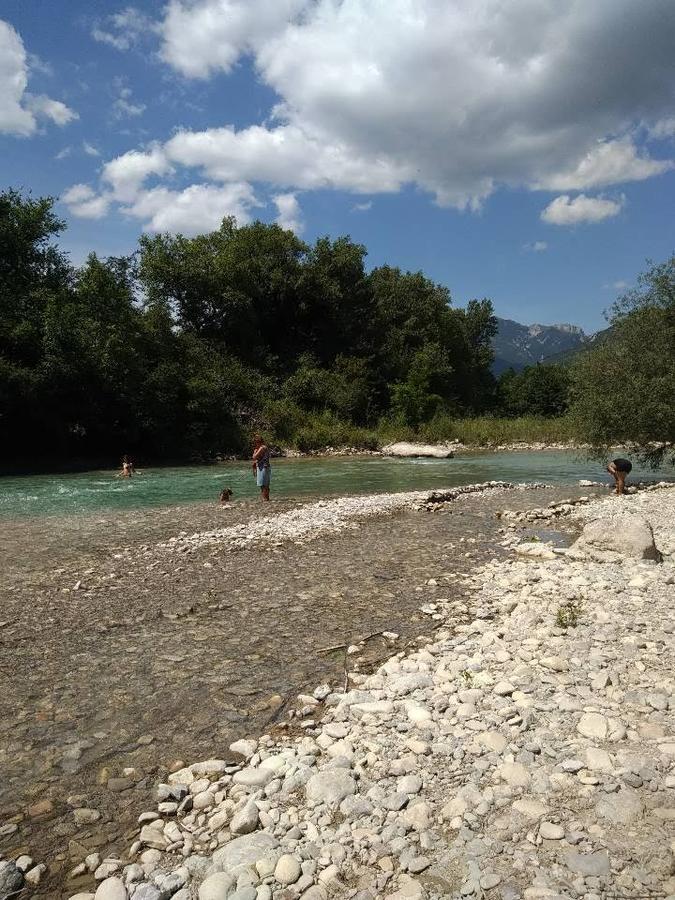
(3, 479), (673, 899)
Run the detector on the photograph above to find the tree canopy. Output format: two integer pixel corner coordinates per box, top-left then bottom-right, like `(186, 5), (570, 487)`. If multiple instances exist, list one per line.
(569, 255), (675, 464)
(0, 189), (499, 462)
(2, 188), (670, 465)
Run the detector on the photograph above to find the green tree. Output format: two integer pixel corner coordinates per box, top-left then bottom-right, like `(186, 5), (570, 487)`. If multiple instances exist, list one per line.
(296, 236), (375, 366)
(456, 298), (498, 410)
(390, 343), (454, 426)
(569, 256), (675, 464)
(139, 218), (308, 371)
(498, 363), (571, 417)
(0, 190), (73, 457)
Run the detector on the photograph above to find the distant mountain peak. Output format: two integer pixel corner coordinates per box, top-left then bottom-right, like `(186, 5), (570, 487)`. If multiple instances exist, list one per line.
(492, 317), (590, 374)
(528, 322), (586, 338)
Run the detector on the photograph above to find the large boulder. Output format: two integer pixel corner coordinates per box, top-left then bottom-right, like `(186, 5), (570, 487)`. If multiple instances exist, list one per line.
(568, 515), (661, 563)
(211, 832), (279, 875)
(0, 861), (24, 900)
(382, 442), (454, 459)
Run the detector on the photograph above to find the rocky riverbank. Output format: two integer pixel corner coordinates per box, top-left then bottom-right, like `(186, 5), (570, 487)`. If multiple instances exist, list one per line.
(14, 484), (671, 900)
(3, 481), (585, 898)
(281, 442), (589, 459)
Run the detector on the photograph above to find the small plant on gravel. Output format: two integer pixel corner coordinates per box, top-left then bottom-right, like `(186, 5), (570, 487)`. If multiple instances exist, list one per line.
(556, 599), (583, 629)
(523, 534), (541, 542)
(459, 669), (474, 685)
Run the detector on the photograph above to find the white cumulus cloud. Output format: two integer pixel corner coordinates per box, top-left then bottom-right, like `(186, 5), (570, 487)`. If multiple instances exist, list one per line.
(102, 145), (173, 202)
(122, 182), (260, 234)
(0, 20), (77, 136)
(650, 118), (675, 140)
(62, 184), (110, 219)
(160, 0), (306, 78)
(64, 1), (675, 229)
(149, 0), (675, 209)
(273, 192), (303, 233)
(541, 194), (625, 226)
(539, 138), (673, 191)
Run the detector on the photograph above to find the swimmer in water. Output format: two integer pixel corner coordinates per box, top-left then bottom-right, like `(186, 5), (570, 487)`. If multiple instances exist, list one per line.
(219, 487), (233, 504)
(118, 455), (135, 477)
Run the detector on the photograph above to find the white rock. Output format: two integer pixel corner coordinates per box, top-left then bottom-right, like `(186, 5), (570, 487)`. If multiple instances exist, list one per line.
(513, 798), (549, 820)
(230, 801), (259, 835)
(577, 712), (608, 740)
(398, 775), (423, 794)
(198, 872), (236, 900)
(569, 515), (661, 562)
(94, 878), (127, 900)
(306, 770), (356, 805)
(230, 740), (257, 759)
(382, 442), (454, 458)
(212, 833), (279, 873)
(497, 762), (530, 788)
(274, 854), (302, 885)
(232, 768), (275, 788)
(539, 822), (565, 840)
(478, 731), (507, 753)
(585, 747), (613, 772)
(403, 801), (431, 831)
(191, 759), (228, 777)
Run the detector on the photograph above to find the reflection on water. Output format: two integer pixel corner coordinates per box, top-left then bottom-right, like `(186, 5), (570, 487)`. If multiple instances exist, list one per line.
(0, 451), (672, 519)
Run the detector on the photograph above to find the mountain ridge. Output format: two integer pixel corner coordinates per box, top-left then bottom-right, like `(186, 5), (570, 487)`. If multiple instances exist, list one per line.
(491, 317), (597, 373)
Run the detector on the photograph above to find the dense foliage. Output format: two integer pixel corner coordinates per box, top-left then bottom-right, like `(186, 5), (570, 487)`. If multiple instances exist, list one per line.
(1, 190), (501, 462)
(569, 255), (675, 465)
(497, 364), (571, 418)
(3, 190), (670, 464)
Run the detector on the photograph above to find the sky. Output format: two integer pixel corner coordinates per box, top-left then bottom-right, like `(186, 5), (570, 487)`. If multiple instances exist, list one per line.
(1, 0), (674, 332)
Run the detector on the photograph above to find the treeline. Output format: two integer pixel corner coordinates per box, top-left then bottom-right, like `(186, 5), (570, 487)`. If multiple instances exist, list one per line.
(1, 189), (672, 464)
(1, 189), (501, 460)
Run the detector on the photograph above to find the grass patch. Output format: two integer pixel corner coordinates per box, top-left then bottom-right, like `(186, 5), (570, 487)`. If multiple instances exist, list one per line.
(261, 407), (575, 453)
(555, 599), (583, 629)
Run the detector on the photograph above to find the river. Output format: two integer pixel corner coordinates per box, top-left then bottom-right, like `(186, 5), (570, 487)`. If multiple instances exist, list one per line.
(1, 450), (670, 520)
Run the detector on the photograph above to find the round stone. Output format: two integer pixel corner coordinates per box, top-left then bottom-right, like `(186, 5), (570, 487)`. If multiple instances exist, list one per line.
(198, 872), (236, 900)
(398, 775), (423, 794)
(274, 854), (302, 885)
(94, 878), (128, 900)
(540, 822), (565, 840)
(305, 770), (356, 805)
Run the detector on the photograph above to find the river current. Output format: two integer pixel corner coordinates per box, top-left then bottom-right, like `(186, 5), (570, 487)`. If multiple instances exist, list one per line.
(2, 450), (671, 519)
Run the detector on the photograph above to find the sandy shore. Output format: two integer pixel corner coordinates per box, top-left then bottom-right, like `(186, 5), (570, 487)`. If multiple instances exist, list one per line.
(15, 482), (672, 900)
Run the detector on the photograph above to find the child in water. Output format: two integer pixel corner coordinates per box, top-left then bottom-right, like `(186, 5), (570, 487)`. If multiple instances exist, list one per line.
(219, 487), (233, 504)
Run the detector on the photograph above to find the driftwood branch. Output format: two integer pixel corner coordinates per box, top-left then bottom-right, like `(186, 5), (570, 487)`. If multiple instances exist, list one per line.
(316, 629), (387, 654)
(316, 642), (347, 654)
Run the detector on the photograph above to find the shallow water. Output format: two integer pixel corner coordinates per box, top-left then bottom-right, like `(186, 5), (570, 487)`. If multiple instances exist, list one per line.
(1, 451), (670, 519)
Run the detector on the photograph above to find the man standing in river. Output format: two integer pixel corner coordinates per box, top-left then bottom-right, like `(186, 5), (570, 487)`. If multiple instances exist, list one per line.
(252, 434), (271, 501)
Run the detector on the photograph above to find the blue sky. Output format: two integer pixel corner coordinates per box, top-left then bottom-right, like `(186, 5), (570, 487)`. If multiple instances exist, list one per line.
(2, 0), (674, 332)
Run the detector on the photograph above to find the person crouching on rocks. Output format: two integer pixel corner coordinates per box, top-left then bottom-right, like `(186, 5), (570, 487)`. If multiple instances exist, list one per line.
(607, 457), (632, 495)
(252, 434), (271, 501)
(219, 487), (233, 505)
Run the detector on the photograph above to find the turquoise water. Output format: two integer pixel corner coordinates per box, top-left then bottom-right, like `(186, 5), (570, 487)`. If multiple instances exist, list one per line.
(1, 452), (671, 520)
